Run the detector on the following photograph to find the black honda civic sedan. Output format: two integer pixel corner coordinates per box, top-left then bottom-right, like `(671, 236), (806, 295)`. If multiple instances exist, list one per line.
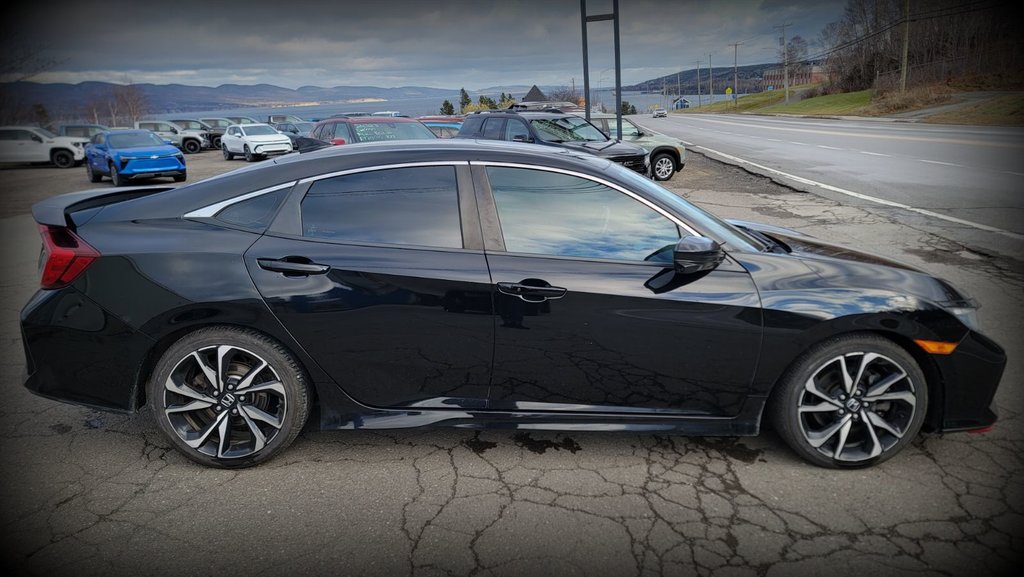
(21, 139), (1005, 468)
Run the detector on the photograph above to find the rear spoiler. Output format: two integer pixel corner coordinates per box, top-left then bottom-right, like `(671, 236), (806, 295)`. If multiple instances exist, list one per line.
(32, 186), (175, 228)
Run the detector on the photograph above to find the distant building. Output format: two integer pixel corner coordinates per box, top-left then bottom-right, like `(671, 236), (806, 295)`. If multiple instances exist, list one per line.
(762, 65), (827, 88)
(522, 85), (548, 102)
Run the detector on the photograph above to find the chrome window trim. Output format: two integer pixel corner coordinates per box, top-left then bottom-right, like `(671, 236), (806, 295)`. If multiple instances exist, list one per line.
(296, 160), (470, 185)
(470, 161), (700, 237)
(184, 181), (297, 219)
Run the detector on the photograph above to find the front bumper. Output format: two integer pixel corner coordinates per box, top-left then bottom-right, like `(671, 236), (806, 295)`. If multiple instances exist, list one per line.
(933, 329), (1006, 432)
(119, 155), (186, 178)
(253, 142), (293, 156)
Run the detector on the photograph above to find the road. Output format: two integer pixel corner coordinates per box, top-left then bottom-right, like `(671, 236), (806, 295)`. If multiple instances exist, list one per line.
(1, 151), (1021, 577)
(641, 113), (1024, 258)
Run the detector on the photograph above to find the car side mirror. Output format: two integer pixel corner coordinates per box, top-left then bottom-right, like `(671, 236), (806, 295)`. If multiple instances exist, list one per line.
(32, 135), (43, 142)
(171, 128), (179, 134)
(163, 139), (173, 145)
(511, 134), (533, 143)
(674, 236), (725, 275)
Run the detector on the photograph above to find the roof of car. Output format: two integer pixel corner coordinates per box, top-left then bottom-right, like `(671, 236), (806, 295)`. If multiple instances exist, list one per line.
(317, 117), (423, 124)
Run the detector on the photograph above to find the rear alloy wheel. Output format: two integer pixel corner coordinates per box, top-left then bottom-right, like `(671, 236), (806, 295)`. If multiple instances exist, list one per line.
(148, 327), (310, 468)
(51, 149), (75, 169)
(86, 161), (102, 182)
(770, 334), (927, 468)
(651, 153), (675, 181)
(173, 172), (187, 183)
(183, 139), (201, 154)
(110, 163), (125, 187)
(223, 145), (234, 160)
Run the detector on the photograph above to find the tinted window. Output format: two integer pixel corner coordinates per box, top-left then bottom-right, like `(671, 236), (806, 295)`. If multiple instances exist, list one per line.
(482, 118), (504, 140)
(302, 166), (462, 248)
(488, 167), (679, 262)
(350, 121), (435, 142)
(505, 119), (530, 141)
(216, 188), (290, 229)
(108, 132), (167, 148)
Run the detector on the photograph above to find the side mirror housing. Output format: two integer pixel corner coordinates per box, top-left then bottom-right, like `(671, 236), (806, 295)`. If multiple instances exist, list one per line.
(673, 236), (725, 275)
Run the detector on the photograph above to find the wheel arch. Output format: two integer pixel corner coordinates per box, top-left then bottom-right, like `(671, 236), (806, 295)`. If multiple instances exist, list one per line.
(649, 146), (680, 167)
(761, 327), (944, 431)
(131, 321), (322, 418)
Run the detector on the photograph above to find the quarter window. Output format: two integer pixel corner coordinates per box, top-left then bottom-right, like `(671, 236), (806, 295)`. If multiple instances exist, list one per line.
(301, 166), (462, 248)
(487, 167), (679, 262)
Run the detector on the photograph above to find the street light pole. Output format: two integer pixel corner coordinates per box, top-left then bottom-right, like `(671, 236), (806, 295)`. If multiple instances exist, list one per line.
(729, 41), (742, 107)
(694, 60), (702, 107)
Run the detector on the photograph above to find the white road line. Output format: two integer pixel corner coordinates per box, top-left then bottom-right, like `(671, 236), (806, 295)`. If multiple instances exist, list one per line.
(919, 159), (961, 167)
(860, 151), (889, 157)
(790, 141), (808, 145)
(763, 138), (782, 142)
(694, 145), (1023, 240)
(1006, 171), (1024, 177)
(817, 145), (843, 150)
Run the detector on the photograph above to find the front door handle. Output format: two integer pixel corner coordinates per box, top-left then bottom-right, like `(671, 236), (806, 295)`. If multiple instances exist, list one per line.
(257, 257), (330, 276)
(496, 281), (567, 302)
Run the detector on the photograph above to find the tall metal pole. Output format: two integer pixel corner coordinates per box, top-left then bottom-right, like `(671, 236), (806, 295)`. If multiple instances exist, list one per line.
(729, 42), (742, 107)
(612, 0), (621, 137)
(775, 23), (791, 104)
(708, 53), (713, 102)
(694, 60), (702, 107)
(899, 0), (910, 93)
(580, 0), (591, 120)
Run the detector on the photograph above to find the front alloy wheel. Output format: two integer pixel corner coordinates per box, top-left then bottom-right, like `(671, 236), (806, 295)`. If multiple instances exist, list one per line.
(149, 327), (310, 467)
(771, 335), (927, 468)
(652, 153), (675, 181)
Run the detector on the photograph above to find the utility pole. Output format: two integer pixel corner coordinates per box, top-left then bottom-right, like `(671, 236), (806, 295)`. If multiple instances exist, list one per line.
(775, 23), (791, 104)
(899, 0), (910, 93)
(694, 60), (702, 107)
(708, 53), (713, 102)
(729, 41), (743, 107)
(676, 70), (680, 109)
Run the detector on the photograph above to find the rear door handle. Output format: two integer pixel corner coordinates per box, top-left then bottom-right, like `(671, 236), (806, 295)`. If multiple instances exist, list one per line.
(496, 281), (567, 302)
(257, 257), (330, 276)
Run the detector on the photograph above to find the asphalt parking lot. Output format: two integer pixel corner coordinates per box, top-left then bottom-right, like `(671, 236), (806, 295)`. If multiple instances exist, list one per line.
(0, 147), (1021, 577)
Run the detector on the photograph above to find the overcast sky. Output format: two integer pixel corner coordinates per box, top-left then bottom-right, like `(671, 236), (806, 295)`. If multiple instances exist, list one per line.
(6, 0), (846, 89)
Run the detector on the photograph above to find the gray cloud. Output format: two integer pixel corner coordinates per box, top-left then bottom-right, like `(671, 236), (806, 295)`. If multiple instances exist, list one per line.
(9, 0), (845, 88)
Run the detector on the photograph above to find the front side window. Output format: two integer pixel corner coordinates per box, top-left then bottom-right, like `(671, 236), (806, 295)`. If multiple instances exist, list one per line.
(487, 167), (679, 262)
(301, 166), (462, 248)
(529, 116), (608, 143)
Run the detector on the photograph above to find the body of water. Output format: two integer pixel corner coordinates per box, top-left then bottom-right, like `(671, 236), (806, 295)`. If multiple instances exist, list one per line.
(156, 90), (747, 122)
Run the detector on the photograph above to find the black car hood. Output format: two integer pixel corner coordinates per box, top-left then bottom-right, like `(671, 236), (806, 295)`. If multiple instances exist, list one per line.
(731, 221), (971, 307)
(560, 140), (645, 158)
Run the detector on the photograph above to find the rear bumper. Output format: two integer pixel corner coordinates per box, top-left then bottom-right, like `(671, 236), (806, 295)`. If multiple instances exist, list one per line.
(21, 287), (154, 412)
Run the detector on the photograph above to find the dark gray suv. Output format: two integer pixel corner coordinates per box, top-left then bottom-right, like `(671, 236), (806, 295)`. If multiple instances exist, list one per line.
(455, 110), (649, 175)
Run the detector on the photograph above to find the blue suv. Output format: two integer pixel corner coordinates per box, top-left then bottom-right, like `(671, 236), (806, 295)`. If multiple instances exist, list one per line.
(85, 129), (187, 186)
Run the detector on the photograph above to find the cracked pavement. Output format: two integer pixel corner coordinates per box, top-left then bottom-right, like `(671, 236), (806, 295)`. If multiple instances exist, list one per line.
(1, 152), (1021, 576)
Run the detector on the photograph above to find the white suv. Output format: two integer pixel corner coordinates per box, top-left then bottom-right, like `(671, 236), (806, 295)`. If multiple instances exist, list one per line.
(221, 123), (293, 162)
(0, 126), (88, 168)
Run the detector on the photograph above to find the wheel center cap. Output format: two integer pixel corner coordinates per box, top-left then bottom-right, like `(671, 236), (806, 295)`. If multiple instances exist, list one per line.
(846, 398), (862, 412)
(220, 392), (236, 407)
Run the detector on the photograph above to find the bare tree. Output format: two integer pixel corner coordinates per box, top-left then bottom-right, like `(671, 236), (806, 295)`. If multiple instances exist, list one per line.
(114, 77), (150, 125)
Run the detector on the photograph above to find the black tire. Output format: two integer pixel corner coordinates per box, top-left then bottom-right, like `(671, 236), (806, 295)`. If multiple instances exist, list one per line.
(244, 146), (254, 162)
(211, 136), (221, 149)
(173, 173), (187, 183)
(86, 161), (102, 183)
(110, 163), (125, 187)
(651, 152), (675, 181)
(183, 139), (201, 154)
(51, 149), (75, 169)
(222, 145), (234, 160)
(769, 334), (927, 468)
(147, 326), (311, 468)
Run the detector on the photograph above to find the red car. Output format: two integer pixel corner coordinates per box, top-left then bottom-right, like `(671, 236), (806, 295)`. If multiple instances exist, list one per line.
(309, 116), (436, 145)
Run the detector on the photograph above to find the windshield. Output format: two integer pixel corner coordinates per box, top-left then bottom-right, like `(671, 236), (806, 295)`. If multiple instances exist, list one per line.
(242, 125), (281, 136)
(202, 119), (230, 128)
(35, 128), (57, 138)
(109, 132), (168, 148)
(530, 117), (608, 142)
(172, 120), (207, 129)
(351, 121), (436, 142)
(613, 167), (766, 252)
(294, 122), (315, 132)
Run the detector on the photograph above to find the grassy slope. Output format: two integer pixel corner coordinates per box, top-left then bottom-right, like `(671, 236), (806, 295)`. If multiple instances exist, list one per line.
(923, 94), (1024, 126)
(760, 89), (873, 115)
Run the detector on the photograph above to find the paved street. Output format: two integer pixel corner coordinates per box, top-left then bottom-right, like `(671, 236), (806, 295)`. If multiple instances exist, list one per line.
(643, 113), (1024, 259)
(0, 150), (1021, 576)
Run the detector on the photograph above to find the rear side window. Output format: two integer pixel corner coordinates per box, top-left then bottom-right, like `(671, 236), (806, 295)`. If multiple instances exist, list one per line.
(216, 188), (290, 230)
(482, 118), (504, 140)
(301, 166), (462, 248)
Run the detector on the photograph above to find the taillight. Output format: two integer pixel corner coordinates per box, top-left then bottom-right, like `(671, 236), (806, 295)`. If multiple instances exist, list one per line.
(331, 138), (347, 145)
(37, 224), (100, 289)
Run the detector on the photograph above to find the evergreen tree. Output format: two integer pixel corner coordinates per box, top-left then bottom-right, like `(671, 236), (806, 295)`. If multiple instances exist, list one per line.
(440, 99), (455, 115)
(459, 88), (471, 113)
